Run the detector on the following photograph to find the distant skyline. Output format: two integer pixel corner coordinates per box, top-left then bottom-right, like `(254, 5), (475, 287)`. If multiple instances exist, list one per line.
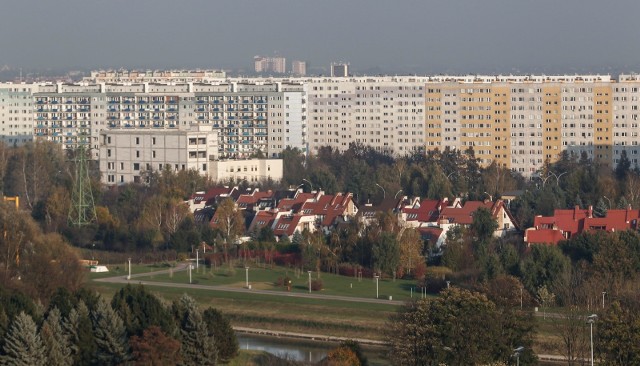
(2, 0), (640, 76)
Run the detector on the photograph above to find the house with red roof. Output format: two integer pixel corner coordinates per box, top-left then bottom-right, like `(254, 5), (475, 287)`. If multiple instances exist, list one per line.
(524, 205), (640, 245)
(272, 214), (317, 237)
(235, 189), (275, 212)
(400, 198), (462, 228)
(438, 199), (517, 241)
(187, 186), (238, 212)
(297, 191), (358, 233)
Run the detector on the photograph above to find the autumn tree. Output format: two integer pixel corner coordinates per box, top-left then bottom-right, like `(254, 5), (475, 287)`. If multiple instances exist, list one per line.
(130, 326), (182, 366)
(597, 301), (640, 365)
(215, 198), (245, 261)
(398, 228), (423, 277)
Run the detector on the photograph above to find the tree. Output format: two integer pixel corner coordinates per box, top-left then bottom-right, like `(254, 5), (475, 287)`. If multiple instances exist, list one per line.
(92, 297), (130, 365)
(215, 198), (244, 261)
(64, 301), (96, 366)
(398, 229), (423, 277)
(130, 326), (182, 366)
(339, 340), (368, 366)
(597, 301), (640, 365)
(111, 284), (175, 338)
(470, 207), (498, 243)
(1, 311), (47, 366)
(322, 346), (360, 366)
(203, 307), (238, 363)
(40, 308), (73, 366)
(520, 244), (570, 293)
(372, 232), (400, 277)
(386, 288), (531, 365)
(174, 295), (217, 366)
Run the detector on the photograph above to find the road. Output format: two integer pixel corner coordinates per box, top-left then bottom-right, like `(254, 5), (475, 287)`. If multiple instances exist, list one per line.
(94, 263), (404, 306)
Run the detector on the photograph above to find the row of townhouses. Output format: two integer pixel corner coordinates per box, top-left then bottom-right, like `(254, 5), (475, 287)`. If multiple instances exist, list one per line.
(4, 72), (640, 183)
(187, 187), (517, 247)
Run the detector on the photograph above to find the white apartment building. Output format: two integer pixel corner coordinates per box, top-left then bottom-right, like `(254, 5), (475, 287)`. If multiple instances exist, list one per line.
(209, 159), (283, 183)
(85, 69), (226, 83)
(99, 125), (218, 185)
(0, 83), (35, 145)
(291, 61), (307, 76)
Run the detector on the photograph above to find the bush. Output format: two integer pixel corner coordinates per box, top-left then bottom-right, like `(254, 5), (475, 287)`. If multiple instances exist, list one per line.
(311, 279), (323, 291)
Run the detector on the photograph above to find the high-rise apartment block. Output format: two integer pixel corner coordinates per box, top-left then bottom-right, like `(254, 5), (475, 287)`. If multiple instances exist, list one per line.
(292, 61), (307, 76)
(6, 73), (640, 178)
(254, 56), (286, 74)
(330, 63), (349, 77)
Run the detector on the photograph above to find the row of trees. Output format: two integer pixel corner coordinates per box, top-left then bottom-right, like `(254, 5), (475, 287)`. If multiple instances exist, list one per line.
(0, 285), (238, 365)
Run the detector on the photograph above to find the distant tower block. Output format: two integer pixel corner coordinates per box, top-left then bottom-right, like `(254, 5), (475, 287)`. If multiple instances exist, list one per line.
(68, 145), (97, 226)
(292, 60), (307, 76)
(331, 62), (349, 77)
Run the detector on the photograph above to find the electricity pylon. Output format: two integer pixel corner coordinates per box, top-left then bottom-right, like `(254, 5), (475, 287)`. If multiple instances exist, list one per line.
(68, 144), (96, 226)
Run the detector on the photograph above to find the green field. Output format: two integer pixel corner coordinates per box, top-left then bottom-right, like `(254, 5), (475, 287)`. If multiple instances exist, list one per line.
(132, 262), (425, 302)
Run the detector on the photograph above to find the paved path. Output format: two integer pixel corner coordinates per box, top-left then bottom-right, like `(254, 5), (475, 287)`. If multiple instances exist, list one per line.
(233, 326), (386, 346)
(94, 263), (404, 306)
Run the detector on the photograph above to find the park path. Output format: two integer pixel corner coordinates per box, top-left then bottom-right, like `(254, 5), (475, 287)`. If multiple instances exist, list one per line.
(93, 263), (404, 306)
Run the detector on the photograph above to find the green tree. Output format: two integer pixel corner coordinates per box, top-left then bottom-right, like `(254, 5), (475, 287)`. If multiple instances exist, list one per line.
(111, 284), (175, 338)
(215, 198), (244, 262)
(386, 288), (531, 365)
(174, 295), (217, 366)
(597, 301), (640, 365)
(520, 244), (570, 293)
(372, 232), (400, 277)
(92, 297), (130, 365)
(203, 307), (238, 363)
(470, 207), (498, 243)
(1, 312), (47, 366)
(40, 308), (73, 366)
(64, 301), (96, 366)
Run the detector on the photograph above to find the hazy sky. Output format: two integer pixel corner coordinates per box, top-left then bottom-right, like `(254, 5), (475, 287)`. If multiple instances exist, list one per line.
(2, 0), (640, 75)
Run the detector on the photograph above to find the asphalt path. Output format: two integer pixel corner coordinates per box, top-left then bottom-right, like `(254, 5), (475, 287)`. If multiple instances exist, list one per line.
(94, 263), (405, 306)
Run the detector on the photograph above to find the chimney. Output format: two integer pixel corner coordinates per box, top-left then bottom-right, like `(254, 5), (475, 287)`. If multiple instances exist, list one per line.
(587, 205), (593, 218)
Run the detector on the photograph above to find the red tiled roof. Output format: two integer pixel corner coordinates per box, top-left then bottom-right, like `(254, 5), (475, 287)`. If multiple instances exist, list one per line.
(439, 200), (495, 225)
(249, 210), (277, 232)
(416, 226), (444, 242)
(277, 192), (315, 211)
(236, 190), (274, 209)
(299, 193), (353, 226)
(190, 187), (235, 205)
(402, 199), (445, 223)
(525, 228), (565, 245)
(272, 215), (307, 237)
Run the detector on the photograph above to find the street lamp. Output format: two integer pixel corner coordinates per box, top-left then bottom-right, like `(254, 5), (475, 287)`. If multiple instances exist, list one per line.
(394, 189), (403, 199)
(603, 196), (612, 209)
(127, 257), (131, 280)
(375, 183), (386, 199)
(512, 346), (524, 366)
(189, 263), (192, 284)
(308, 271), (312, 293)
(245, 266), (249, 288)
(302, 179), (313, 192)
(196, 249), (199, 270)
(587, 314), (597, 366)
(483, 191), (493, 202)
(602, 291), (606, 309)
(374, 274), (379, 299)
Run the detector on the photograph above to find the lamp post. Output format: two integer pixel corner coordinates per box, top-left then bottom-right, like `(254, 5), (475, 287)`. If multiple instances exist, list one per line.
(603, 196), (612, 209)
(394, 189), (403, 199)
(127, 257), (131, 280)
(245, 266), (249, 288)
(587, 314), (597, 366)
(513, 346), (524, 366)
(602, 291), (606, 309)
(308, 271), (312, 293)
(375, 183), (386, 199)
(302, 179), (313, 192)
(196, 249), (199, 270)
(374, 274), (379, 299)
(188, 263), (192, 284)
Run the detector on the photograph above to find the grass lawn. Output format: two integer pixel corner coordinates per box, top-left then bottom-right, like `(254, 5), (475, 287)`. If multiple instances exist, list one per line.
(126, 262), (426, 302)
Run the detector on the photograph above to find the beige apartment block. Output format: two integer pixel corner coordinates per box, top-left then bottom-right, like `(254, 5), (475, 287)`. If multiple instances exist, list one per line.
(209, 159), (283, 183)
(0, 83), (35, 145)
(99, 125), (218, 185)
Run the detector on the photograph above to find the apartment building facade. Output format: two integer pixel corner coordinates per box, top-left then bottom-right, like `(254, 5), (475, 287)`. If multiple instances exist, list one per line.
(99, 124), (217, 185)
(0, 83), (35, 145)
(5, 74), (640, 178)
(28, 81), (307, 160)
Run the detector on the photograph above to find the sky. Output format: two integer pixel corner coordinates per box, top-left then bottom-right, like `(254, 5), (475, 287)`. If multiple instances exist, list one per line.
(2, 0), (640, 75)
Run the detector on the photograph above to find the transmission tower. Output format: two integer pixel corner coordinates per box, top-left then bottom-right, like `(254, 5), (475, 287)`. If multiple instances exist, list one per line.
(68, 144), (97, 226)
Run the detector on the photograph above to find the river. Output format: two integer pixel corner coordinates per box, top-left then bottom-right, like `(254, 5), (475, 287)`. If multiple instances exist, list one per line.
(236, 333), (389, 365)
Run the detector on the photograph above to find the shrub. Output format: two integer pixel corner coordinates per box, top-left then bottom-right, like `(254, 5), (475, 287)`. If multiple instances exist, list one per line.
(311, 279), (323, 291)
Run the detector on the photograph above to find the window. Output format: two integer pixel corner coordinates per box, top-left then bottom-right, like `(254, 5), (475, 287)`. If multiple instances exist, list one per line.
(152, 137), (156, 145)
(133, 163), (140, 171)
(135, 137), (140, 145)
